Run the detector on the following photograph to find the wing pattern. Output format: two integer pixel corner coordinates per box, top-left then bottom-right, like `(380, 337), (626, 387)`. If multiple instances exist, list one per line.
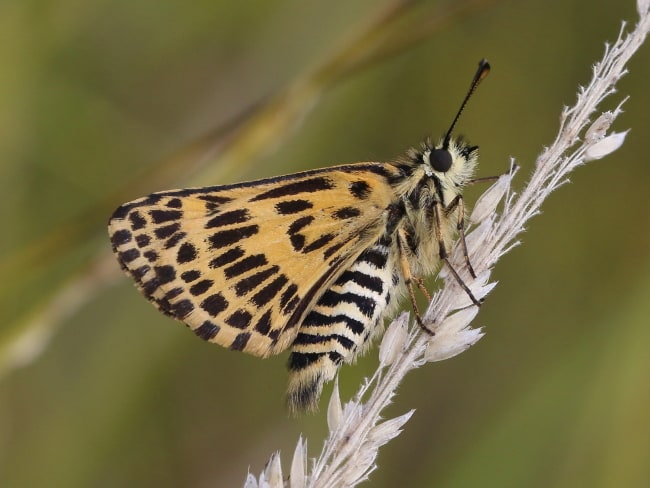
(108, 163), (401, 359)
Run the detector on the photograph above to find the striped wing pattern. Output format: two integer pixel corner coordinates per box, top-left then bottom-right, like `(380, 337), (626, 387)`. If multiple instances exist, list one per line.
(109, 164), (401, 369)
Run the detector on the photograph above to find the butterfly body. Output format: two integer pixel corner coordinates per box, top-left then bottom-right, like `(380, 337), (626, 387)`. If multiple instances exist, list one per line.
(109, 138), (479, 411)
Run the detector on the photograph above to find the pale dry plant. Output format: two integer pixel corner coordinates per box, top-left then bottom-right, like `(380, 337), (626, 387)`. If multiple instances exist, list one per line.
(243, 3), (650, 487)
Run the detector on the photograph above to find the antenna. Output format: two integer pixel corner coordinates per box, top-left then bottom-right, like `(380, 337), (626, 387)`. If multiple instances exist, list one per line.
(442, 59), (490, 149)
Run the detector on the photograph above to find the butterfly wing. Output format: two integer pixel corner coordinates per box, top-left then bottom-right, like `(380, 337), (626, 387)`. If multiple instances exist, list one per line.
(108, 163), (400, 357)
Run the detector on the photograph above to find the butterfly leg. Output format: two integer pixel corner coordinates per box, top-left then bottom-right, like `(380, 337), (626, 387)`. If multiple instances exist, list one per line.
(444, 194), (476, 279)
(433, 201), (482, 307)
(414, 276), (431, 301)
(396, 228), (431, 334)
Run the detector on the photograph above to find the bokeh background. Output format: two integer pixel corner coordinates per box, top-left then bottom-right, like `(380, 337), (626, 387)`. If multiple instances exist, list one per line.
(1, 0), (649, 487)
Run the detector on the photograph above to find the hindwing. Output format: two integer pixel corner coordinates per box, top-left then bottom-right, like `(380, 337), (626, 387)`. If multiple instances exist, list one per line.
(109, 163), (401, 357)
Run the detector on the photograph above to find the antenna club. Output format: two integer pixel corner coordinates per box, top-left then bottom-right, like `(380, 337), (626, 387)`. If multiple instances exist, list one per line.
(477, 59), (491, 81)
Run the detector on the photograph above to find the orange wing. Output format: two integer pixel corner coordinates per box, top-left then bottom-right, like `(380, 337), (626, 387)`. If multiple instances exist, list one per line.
(108, 163), (401, 357)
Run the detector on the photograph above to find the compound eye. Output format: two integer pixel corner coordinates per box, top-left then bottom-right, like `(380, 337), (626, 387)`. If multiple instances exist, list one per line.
(430, 148), (452, 172)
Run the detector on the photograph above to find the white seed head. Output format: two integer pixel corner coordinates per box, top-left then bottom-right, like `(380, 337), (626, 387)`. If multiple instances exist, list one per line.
(327, 377), (343, 431)
(290, 437), (307, 488)
(367, 410), (415, 446)
(262, 452), (283, 488)
(465, 216), (495, 259)
(378, 312), (409, 367)
(243, 473), (258, 488)
(470, 172), (513, 224)
(444, 306), (480, 333)
(585, 111), (615, 143)
(424, 325), (484, 362)
(585, 130), (628, 161)
(344, 448), (377, 484)
(424, 305), (483, 361)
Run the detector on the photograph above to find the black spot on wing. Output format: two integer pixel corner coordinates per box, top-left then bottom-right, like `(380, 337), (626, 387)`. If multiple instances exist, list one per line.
(195, 321), (220, 340)
(280, 284), (298, 310)
(143, 250), (158, 262)
(154, 265), (176, 285)
(155, 223), (180, 239)
(110, 204), (130, 220)
(200, 293), (228, 317)
(224, 254), (268, 279)
(283, 296), (300, 315)
(143, 194), (162, 205)
(349, 180), (371, 199)
(274, 199), (313, 215)
(254, 309), (273, 336)
(132, 265), (150, 281)
(208, 225), (259, 248)
(332, 207), (361, 219)
(181, 270), (201, 282)
(226, 309), (252, 329)
(209, 247), (245, 269)
(230, 332), (251, 351)
(163, 287), (183, 301)
(251, 274), (288, 307)
(268, 328), (281, 342)
(141, 277), (160, 297)
(303, 233), (335, 254)
(197, 194), (232, 204)
(118, 248), (140, 264)
(149, 209), (182, 224)
(135, 234), (151, 247)
(166, 198), (182, 208)
(250, 177), (334, 201)
(234, 266), (279, 296)
(290, 234), (305, 251)
(170, 299), (194, 319)
(111, 229), (132, 246)
(189, 279), (214, 296)
(177, 242), (198, 264)
(129, 211), (146, 230)
(288, 215), (314, 235)
(323, 241), (346, 260)
(164, 232), (187, 249)
(205, 209), (250, 229)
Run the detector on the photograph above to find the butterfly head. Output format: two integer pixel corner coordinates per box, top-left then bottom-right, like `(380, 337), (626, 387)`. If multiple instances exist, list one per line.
(420, 137), (479, 187)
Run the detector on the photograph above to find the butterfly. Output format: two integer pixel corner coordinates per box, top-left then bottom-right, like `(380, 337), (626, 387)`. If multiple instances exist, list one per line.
(108, 59), (491, 413)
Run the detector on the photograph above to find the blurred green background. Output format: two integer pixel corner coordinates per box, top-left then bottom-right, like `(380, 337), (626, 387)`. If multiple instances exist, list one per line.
(1, 0), (649, 487)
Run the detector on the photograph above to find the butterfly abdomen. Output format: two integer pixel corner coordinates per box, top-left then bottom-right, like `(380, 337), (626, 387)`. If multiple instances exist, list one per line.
(286, 242), (401, 412)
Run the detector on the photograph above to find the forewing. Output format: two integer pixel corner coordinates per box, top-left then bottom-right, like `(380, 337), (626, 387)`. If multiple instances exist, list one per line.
(108, 164), (399, 357)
